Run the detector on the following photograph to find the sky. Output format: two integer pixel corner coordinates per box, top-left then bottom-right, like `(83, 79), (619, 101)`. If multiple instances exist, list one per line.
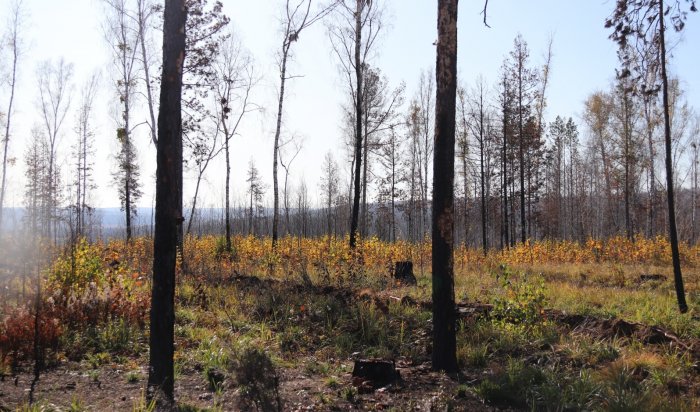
(0, 0), (698, 211)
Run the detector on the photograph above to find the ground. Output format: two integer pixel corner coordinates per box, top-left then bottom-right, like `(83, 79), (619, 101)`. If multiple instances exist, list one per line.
(2, 236), (700, 411)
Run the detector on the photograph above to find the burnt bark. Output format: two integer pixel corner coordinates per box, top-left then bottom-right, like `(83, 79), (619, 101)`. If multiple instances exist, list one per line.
(658, 0), (687, 313)
(432, 0), (458, 373)
(349, 0), (363, 249)
(148, 0), (187, 403)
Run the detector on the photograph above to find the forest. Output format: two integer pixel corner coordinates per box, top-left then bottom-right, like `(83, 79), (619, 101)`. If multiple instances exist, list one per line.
(1, 0), (700, 411)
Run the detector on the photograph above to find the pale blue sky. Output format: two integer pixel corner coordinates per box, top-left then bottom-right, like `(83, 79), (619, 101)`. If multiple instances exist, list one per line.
(0, 0), (697, 209)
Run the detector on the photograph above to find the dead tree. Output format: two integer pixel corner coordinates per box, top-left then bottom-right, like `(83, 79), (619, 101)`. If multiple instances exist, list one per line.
(606, 0), (696, 313)
(0, 0), (25, 234)
(148, 0), (187, 403)
(271, 0), (337, 249)
(431, 0), (458, 373)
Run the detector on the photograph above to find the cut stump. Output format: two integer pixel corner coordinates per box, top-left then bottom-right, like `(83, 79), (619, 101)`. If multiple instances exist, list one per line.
(393, 261), (417, 286)
(352, 359), (400, 392)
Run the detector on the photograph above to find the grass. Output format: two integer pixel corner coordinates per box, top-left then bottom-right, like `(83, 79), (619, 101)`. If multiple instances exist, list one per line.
(3, 235), (700, 410)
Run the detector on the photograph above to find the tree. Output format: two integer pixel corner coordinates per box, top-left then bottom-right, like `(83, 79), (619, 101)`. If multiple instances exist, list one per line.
(148, 0), (187, 403)
(376, 125), (402, 242)
(104, 0), (144, 242)
(497, 69), (513, 248)
(183, 28), (251, 238)
(456, 86), (471, 245)
(114, 129), (143, 240)
(73, 74), (100, 238)
(23, 128), (49, 237)
(432, 0), (458, 373)
(212, 34), (256, 251)
(607, 0), (697, 313)
(467, 77), (492, 252)
(328, 0), (384, 249)
(182, 0), (230, 135)
(319, 152), (339, 240)
(271, 0), (336, 249)
(136, 0), (160, 146)
(181, 0), (230, 247)
(507, 35), (538, 243)
(245, 159), (265, 236)
(280, 137), (302, 236)
(417, 69), (434, 240)
(404, 101), (422, 243)
(184, 119), (221, 236)
(358, 67), (404, 237)
(612, 75), (640, 240)
(640, 66), (661, 238)
(36, 59), (74, 242)
(0, 0), (25, 234)
(546, 116), (581, 239)
(583, 91), (614, 237)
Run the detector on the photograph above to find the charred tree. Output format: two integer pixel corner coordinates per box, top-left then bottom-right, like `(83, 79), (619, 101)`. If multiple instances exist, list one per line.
(148, 0), (187, 403)
(431, 0), (458, 373)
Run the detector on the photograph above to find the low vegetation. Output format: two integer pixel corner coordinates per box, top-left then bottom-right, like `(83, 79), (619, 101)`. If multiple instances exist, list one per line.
(1, 235), (699, 410)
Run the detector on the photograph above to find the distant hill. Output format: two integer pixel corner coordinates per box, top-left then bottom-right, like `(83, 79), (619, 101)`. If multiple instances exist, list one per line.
(1, 207), (154, 230)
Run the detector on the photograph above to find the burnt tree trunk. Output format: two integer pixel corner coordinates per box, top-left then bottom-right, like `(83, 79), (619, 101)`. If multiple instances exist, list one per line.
(517, 59), (526, 244)
(658, 0), (687, 313)
(349, 0), (363, 249)
(501, 74), (509, 249)
(148, 0), (187, 403)
(479, 92), (488, 253)
(432, 0), (458, 373)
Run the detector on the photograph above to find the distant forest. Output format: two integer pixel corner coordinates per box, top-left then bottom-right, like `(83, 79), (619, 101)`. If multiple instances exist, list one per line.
(0, 0), (698, 250)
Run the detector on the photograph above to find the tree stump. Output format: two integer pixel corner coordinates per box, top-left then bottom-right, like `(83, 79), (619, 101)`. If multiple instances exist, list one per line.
(352, 359), (400, 392)
(393, 261), (416, 286)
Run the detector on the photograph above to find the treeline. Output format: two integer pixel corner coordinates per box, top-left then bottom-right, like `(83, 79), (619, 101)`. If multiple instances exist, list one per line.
(0, 0), (698, 250)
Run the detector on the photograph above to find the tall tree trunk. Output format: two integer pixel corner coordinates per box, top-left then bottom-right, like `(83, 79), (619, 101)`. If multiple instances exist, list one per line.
(390, 150), (396, 242)
(432, 0), (458, 373)
(646, 106), (656, 237)
(692, 144), (697, 244)
(349, 0), (363, 249)
(186, 170), (204, 235)
(148, 0), (186, 402)
(361, 112), (369, 237)
(461, 144), (469, 245)
(479, 97), (488, 253)
(598, 132), (613, 237)
(138, 0), (158, 146)
(659, 0), (687, 313)
(224, 136), (231, 251)
(123, 50), (133, 242)
(623, 87), (632, 240)
(76, 142), (82, 237)
(517, 61), (526, 244)
(0, 35), (18, 234)
(272, 44), (290, 249)
(501, 77), (509, 249)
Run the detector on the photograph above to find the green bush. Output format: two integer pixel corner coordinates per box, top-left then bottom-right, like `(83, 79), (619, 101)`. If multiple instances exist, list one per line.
(491, 266), (548, 327)
(49, 238), (104, 293)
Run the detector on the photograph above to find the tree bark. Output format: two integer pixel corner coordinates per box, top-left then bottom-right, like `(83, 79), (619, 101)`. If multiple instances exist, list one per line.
(517, 57), (526, 244)
(148, 0), (186, 403)
(138, 0), (158, 146)
(0, 23), (18, 234)
(658, 0), (688, 313)
(501, 74), (509, 249)
(349, 0), (363, 249)
(272, 42), (290, 249)
(432, 0), (458, 373)
(479, 91), (488, 253)
(224, 123), (232, 252)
